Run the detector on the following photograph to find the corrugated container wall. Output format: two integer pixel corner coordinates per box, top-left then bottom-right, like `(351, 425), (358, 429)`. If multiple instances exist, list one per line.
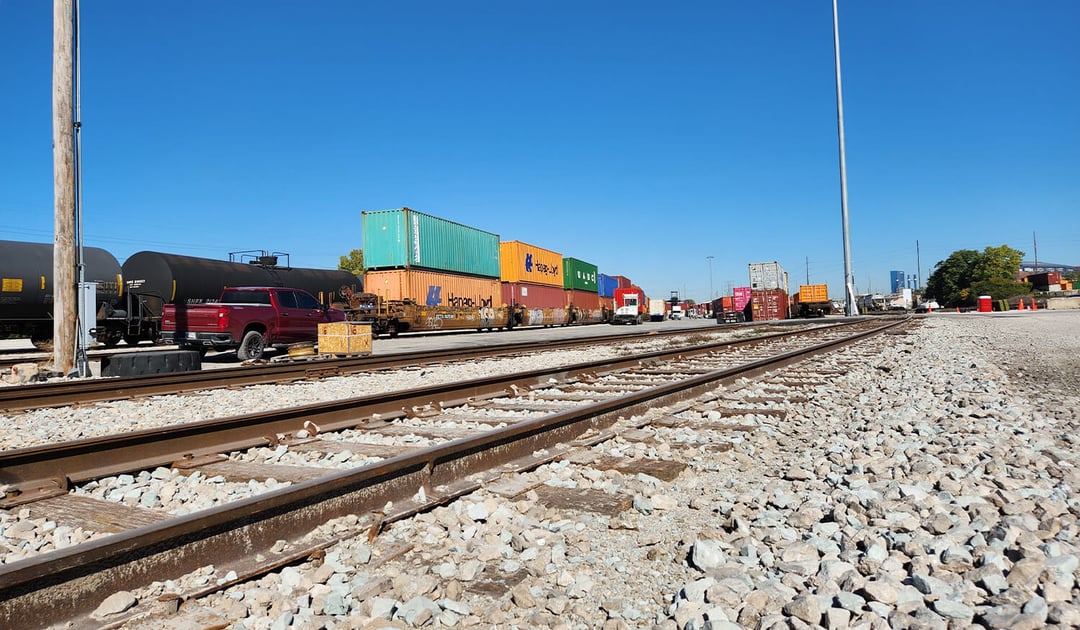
(566, 289), (601, 311)
(501, 282), (566, 309)
(562, 258), (598, 292)
(598, 274), (618, 298)
(748, 261), (787, 292)
(498, 241), (563, 287)
(362, 208), (500, 278)
(613, 275), (632, 289)
(749, 289), (788, 321)
(798, 284), (829, 303)
(733, 287), (752, 311)
(364, 269), (502, 309)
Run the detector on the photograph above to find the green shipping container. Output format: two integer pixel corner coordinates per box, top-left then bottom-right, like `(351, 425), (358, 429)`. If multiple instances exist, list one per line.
(362, 208), (501, 278)
(562, 257), (598, 292)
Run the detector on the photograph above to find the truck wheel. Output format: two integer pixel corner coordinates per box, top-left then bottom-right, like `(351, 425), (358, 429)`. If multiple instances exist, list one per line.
(236, 331), (265, 361)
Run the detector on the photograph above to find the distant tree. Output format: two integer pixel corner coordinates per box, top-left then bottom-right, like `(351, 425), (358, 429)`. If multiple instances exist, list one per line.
(338, 249), (364, 274)
(925, 245), (1026, 307)
(974, 245), (1023, 281)
(925, 249), (981, 307)
(1065, 270), (1080, 285)
(970, 279), (1034, 301)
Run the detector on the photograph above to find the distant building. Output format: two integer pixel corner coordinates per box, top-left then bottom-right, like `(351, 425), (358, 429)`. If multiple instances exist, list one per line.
(1019, 261), (1076, 273)
(889, 270), (905, 293)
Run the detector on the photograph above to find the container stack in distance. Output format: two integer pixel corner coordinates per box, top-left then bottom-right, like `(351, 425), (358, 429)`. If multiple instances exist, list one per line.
(361, 208), (502, 308)
(747, 261), (789, 321)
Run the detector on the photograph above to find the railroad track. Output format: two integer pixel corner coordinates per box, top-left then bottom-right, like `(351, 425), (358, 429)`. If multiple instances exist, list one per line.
(0, 317), (907, 628)
(0, 324), (811, 412)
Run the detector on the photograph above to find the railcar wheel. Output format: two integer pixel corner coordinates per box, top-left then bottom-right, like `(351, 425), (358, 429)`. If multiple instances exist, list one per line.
(123, 334), (141, 347)
(236, 330), (265, 361)
(102, 329), (123, 347)
(387, 322), (399, 338)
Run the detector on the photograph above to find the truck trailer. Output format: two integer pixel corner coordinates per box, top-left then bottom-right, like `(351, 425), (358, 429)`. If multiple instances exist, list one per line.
(792, 284), (832, 318)
(648, 298), (667, 322)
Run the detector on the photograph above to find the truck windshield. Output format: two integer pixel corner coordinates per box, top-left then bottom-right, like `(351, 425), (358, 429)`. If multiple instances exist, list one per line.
(221, 290), (271, 304)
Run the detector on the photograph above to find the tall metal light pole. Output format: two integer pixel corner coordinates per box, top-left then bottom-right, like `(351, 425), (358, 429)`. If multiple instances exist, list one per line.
(706, 256), (714, 303)
(832, 0), (856, 316)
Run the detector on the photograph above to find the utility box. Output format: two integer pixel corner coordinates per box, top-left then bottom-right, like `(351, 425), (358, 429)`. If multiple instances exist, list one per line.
(78, 282), (97, 350)
(319, 322), (372, 356)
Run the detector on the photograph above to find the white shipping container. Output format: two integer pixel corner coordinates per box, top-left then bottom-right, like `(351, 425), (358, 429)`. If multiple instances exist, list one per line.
(748, 261), (787, 291)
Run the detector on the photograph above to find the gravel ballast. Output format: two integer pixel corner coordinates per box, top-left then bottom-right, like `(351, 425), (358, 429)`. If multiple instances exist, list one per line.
(6, 312), (1080, 629)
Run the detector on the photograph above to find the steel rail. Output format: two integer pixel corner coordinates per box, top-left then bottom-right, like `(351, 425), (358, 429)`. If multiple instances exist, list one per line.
(0, 318), (905, 627)
(0, 323), (838, 413)
(0, 323), (860, 503)
(0, 327), (725, 412)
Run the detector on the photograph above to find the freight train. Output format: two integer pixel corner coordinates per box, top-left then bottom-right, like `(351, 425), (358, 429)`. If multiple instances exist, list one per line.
(0, 240), (363, 350)
(344, 291), (609, 337)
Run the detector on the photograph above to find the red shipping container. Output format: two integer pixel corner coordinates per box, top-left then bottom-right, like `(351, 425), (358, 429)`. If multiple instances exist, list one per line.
(566, 288), (601, 310)
(749, 289), (788, 321)
(501, 281), (566, 309)
(613, 275), (632, 289)
(599, 296), (614, 311)
(733, 286), (752, 311)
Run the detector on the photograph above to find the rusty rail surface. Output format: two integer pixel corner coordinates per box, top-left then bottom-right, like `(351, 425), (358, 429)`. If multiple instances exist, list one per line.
(0, 318), (907, 627)
(0, 326), (784, 412)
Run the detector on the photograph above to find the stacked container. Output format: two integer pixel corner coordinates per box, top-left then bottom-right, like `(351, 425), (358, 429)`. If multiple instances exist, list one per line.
(499, 241), (566, 309)
(748, 262), (789, 294)
(597, 273), (618, 313)
(597, 274), (619, 298)
(563, 257), (601, 313)
(362, 208), (503, 308)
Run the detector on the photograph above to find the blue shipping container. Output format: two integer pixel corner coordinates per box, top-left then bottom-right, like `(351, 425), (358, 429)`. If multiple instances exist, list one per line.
(362, 208), (501, 278)
(598, 273), (618, 298)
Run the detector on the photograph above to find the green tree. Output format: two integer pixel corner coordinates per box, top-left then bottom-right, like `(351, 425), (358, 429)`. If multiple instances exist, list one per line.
(925, 245), (1027, 307)
(925, 249), (981, 307)
(973, 245), (1023, 281)
(338, 249), (364, 274)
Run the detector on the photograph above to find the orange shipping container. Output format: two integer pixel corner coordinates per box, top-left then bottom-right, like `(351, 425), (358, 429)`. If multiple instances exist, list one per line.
(499, 241), (564, 287)
(364, 269), (503, 309)
(797, 284), (829, 303)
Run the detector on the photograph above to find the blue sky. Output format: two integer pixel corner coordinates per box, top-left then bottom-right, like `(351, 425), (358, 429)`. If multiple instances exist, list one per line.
(2, 1), (1077, 302)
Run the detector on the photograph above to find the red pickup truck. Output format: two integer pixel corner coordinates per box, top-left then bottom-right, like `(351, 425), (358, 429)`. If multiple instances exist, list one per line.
(161, 287), (346, 360)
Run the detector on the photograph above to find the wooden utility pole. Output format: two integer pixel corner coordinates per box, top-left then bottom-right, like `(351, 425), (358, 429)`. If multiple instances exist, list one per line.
(53, 0), (76, 375)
